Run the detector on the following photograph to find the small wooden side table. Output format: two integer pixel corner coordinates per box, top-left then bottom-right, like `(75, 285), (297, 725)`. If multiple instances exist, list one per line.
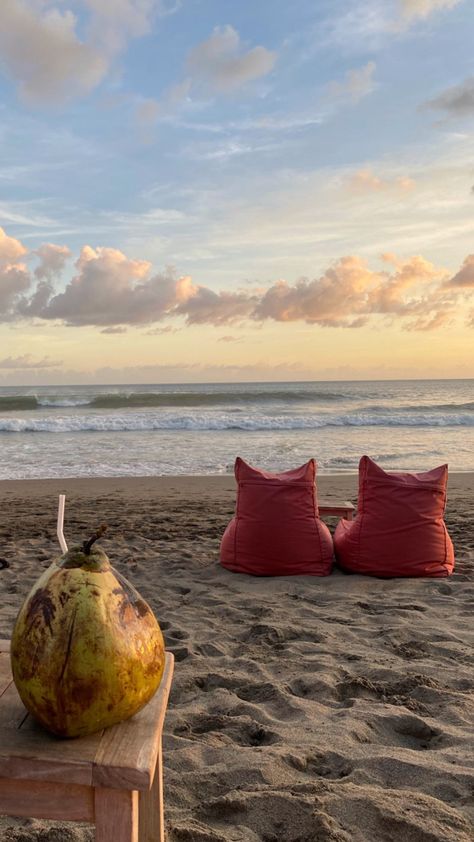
(0, 639), (174, 842)
(319, 501), (355, 521)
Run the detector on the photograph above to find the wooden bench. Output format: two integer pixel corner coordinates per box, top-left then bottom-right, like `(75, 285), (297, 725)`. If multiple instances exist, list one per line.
(319, 501), (355, 521)
(0, 639), (174, 841)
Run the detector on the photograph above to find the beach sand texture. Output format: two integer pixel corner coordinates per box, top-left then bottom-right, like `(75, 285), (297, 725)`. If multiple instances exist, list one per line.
(0, 474), (473, 842)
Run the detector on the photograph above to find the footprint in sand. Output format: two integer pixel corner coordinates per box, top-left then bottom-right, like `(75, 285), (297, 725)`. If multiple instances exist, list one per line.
(195, 642), (226, 657)
(166, 627), (189, 641)
(168, 645), (191, 662)
(376, 712), (442, 750)
(285, 750), (353, 780)
(194, 673), (299, 720)
(175, 712), (280, 746)
(392, 640), (430, 660)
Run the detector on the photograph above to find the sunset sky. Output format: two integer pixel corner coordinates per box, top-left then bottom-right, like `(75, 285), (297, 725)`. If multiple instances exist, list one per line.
(0, 0), (473, 384)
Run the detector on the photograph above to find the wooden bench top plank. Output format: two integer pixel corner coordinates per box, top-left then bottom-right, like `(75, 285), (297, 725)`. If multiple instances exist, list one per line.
(319, 500), (355, 514)
(0, 725), (98, 785)
(92, 652), (174, 791)
(0, 777), (95, 823)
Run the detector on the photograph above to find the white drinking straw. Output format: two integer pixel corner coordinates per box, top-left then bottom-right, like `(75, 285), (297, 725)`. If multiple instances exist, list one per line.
(57, 494), (68, 553)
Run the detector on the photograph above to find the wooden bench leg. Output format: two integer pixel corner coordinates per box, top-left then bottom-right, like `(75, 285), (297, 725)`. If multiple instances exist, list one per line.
(139, 738), (165, 842)
(95, 788), (139, 842)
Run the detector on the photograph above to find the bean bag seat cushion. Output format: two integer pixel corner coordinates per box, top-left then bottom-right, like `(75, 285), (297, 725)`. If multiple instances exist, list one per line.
(220, 457), (334, 576)
(334, 455), (455, 578)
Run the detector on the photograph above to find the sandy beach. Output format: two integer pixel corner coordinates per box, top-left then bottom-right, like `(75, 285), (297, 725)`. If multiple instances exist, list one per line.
(0, 473), (473, 842)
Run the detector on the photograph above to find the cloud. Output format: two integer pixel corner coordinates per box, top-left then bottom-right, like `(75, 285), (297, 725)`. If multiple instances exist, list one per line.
(144, 24), (276, 122)
(328, 61), (376, 104)
(100, 326), (128, 334)
(323, 0), (461, 49)
(177, 287), (257, 325)
(0, 1), (168, 104)
(254, 256), (376, 326)
(0, 227), (471, 331)
(0, 1), (107, 103)
(0, 354), (62, 369)
(146, 325), (179, 334)
(426, 76), (474, 117)
(347, 169), (415, 193)
(40, 245), (156, 324)
(445, 254), (474, 287)
(0, 265), (31, 314)
(34, 243), (71, 279)
(0, 226), (27, 264)
(399, 0), (461, 22)
(253, 253), (455, 330)
(83, 0), (157, 53)
(187, 25), (276, 93)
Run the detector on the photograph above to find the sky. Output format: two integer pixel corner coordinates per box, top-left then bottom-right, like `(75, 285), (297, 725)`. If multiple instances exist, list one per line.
(0, 0), (473, 385)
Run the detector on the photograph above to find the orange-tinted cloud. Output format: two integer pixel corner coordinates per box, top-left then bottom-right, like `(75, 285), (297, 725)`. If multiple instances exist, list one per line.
(400, 0), (461, 22)
(347, 169), (415, 193)
(0, 226), (27, 264)
(445, 254), (474, 287)
(1, 227), (472, 331)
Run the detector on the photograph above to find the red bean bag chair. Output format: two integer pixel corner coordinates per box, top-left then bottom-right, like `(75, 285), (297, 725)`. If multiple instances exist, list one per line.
(334, 455), (455, 577)
(220, 457), (334, 576)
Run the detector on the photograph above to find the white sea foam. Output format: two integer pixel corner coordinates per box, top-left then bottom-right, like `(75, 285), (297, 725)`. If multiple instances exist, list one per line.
(0, 410), (473, 433)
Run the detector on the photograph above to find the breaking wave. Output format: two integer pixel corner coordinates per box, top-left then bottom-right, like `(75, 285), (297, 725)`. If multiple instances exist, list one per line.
(1, 410), (473, 433)
(0, 389), (352, 411)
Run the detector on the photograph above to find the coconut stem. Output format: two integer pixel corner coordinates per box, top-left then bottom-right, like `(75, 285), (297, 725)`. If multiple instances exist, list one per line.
(82, 524), (108, 555)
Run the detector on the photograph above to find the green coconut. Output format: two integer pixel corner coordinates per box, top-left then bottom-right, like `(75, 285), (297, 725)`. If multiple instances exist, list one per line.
(10, 526), (165, 738)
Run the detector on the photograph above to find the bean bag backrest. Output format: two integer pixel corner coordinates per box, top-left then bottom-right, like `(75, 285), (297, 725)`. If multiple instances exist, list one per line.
(220, 457), (333, 576)
(334, 455), (454, 577)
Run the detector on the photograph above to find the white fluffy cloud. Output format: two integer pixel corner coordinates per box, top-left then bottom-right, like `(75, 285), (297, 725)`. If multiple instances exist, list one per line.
(0, 227), (472, 330)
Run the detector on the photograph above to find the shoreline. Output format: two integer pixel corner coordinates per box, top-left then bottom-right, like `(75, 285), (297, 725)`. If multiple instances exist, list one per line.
(0, 470), (472, 493)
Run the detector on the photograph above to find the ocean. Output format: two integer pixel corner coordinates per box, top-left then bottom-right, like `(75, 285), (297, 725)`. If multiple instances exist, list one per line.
(0, 379), (472, 480)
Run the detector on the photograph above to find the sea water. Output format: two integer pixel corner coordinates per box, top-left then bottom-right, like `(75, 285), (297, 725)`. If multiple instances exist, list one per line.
(0, 379), (472, 479)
